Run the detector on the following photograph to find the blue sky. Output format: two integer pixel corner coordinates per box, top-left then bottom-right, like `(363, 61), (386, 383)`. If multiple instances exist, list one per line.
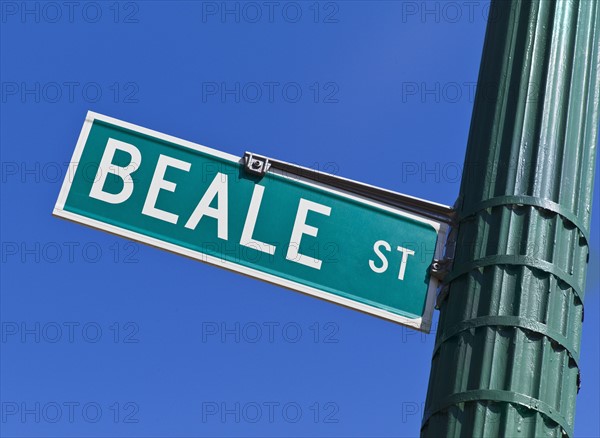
(1, 1), (598, 437)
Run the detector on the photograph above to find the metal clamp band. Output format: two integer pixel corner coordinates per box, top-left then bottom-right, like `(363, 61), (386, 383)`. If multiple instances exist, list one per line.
(444, 255), (585, 304)
(422, 389), (573, 438)
(431, 315), (580, 367)
(459, 195), (590, 245)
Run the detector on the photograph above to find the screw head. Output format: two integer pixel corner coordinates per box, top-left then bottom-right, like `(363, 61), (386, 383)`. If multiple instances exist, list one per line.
(252, 160), (261, 169)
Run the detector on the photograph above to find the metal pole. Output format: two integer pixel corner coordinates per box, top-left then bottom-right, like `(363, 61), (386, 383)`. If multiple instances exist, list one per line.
(422, 1), (600, 437)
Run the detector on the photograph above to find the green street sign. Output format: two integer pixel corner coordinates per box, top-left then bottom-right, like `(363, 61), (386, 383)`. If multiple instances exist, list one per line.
(54, 112), (450, 332)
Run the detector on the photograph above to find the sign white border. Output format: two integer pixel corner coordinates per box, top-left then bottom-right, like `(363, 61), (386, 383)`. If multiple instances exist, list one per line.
(53, 111), (448, 332)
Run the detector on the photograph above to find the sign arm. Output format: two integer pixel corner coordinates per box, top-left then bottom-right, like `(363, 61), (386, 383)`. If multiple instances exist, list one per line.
(243, 151), (457, 226)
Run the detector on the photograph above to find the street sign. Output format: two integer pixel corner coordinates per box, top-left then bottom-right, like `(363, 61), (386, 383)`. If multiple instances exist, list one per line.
(54, 112), (450, 332)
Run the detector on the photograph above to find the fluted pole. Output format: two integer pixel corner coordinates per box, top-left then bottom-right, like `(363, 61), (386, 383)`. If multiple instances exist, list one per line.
(422, 1), (600, 436)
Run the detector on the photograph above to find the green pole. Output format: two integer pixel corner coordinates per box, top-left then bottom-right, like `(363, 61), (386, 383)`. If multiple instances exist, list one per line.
(422, 1), (600, 437)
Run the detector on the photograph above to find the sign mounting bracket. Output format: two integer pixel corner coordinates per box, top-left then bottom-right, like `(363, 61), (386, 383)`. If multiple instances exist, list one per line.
(243, 151), (457, 226)
(244, 152), (271, 176)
